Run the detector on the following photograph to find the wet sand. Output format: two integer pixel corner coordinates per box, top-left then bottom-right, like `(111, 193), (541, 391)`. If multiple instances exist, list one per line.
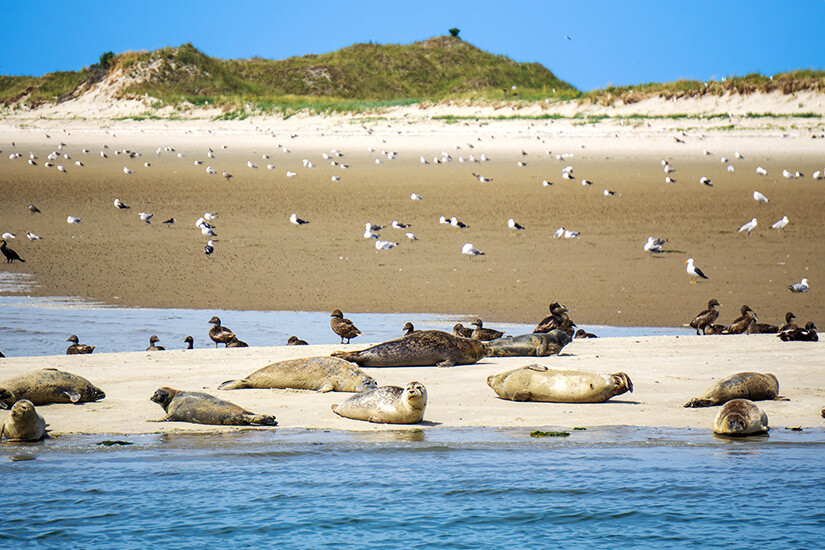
(0, 117), (823, 329)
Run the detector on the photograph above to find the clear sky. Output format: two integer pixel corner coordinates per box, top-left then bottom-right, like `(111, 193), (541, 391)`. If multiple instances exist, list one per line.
(3, 0), (824, 91)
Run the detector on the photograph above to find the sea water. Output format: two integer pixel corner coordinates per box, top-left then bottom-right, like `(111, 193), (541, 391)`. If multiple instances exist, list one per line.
(1, 427), (823, 548)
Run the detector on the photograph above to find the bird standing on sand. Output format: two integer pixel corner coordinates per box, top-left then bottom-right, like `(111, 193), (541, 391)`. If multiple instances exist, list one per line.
(723, 305), (756, 334)
(204, 240), (214, 257)
(146, 335), (166, 351)
(771, 216), (789, 231)
(753, 191), (769, 203)
(462, 243), (484, 258)
(685, 258), (708, 283)
(643, 236), (667, 254)
(290, 213), (309, 225)
(208, 316), (236, 347)
(738, 217), (757, 235)
(139, 212), (153, 224)
(330, 309), (362, 344)
(66, 335), (95, 355)
(114, 198), (129, 210)
(0, 240), (24, 263)
(788, 278), (809, 293)
(26, 232), (40, 241)
(470, 319), (504, 341)
(689, 299), (721, 335)
(67, 216), (82, 224)
(508, 218), (525, 231)
(28, 204), (41, 214)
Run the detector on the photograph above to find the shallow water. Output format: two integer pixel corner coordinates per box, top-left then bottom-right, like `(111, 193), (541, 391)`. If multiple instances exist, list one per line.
(0, 295), (691, 357)
(1, 427), (823, 548)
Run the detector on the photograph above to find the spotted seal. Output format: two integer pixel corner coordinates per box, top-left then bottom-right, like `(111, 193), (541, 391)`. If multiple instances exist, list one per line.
(483, 330), (572, 357)
(712, 399), (769, 436)
(0, 368), (105, 408)
(218, 356), (377, 393)
(150, 387), (277, 426)
(684, 372), (779, 408)
(331, 330), (486, 367)
(487, 365), (633, 403)
(1, 399), (47, 441)
(331, 382), (427, 424)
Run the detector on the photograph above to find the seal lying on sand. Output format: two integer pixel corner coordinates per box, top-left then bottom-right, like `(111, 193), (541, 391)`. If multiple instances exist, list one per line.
(487, 365), (633, 403)
(713, 399), (769, 436)
(150, 387), (277, 426)
(331, 382), (427, 424)
(483, 330), (571, 357)
(1, 399), (47, 441)
(684, 372), (779, 408)
(0, 368), (105, 408)
(219, 356), (377, 393)
(332, 330), (486, 367)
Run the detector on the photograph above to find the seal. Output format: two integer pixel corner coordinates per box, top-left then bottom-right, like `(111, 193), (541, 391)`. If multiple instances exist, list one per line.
(150, 387), (277, 426)
(487, 365), (633, 403)
(684, 372), (779, 408)
(0, 368), (106, 408)
(712, 399), (769, 436)
(331, 382), (427, 424)
(1, 399), (47, 441)
(219, 356), (377, 393)
(331, 330), (486, 367)
(483, 330), (572, 357)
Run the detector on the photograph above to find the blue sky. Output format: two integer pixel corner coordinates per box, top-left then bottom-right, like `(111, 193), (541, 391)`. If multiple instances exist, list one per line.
(3, 0), (824, 91)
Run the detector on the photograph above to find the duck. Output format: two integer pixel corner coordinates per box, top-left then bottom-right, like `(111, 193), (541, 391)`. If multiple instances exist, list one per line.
(208, 316), (236, 347)
(183, 336), (194, 349)
(688, 299), (721, 335)
(574, 328), (598, 338)
(226, 336), (249, 348)
(66, 335), (95, 355)
(723, 306), (755, 334)
(0, 240), (24, 263)
(330, 309), (362, 344)
(146, 335), (166, 351)
(402, 322), (417, 336)
(533, 302), (570, 333)
(452, 323), (473, 338)
(778, 312), (798, 333)
(747, 319), (779, 334)
(287, 336), (308, 346)
(778, 322), (818, 342)
(470, 319), (504, 341)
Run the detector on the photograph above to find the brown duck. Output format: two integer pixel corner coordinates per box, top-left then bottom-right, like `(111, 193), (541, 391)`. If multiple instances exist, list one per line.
(533, 302), (570, 333)
(66, 335), (95, 355)
(287, 336), (308, 345)
(1, 240), (25, 263)
(402, 322), (416, 336)
(330, 309), (362, 344)
(226, 336), (249, 348)
(146, 335), (166, 351)
(689, 299), (721, 335)
(208, 316), (236, 347)
(574, 328), (598, 338)
(778, 312), (798, 333)
(183, 336), (194, 349)
(723, 305), (755, 334)
(778, 322), (818, 342)
(452, 323), (473, 338)
(471, 319), (504, 341)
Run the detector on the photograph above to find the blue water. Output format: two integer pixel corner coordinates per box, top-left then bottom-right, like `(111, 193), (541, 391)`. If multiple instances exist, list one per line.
(1, 427), (823, 548)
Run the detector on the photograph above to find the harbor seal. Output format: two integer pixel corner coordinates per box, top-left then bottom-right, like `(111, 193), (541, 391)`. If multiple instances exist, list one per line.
(0, 368), (106, 408)
(483, 330), (572, 357)
(684, 372), (779, 408)
(218, 356), (377, 393)
(1, 399), (47, 441)
(331, 382), (427, 424)
(150, 387), (277, 426)
(712, 399), (769, 436)
(487, 365), (633, 403)
(331, 330), (486, 367)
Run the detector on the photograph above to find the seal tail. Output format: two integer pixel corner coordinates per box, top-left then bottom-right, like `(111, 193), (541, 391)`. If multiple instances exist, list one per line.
(218, 379), (249, 390)
(331, 351), (357, 362)
(250, 414), (277, 426)
(684, 398), (712, 408)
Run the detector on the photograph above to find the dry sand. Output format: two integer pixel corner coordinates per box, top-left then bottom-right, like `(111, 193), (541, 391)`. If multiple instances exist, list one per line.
(0, 335), (822, 435)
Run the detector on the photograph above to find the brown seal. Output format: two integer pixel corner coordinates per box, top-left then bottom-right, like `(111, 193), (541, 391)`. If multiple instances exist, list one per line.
(684, 372), (779, 408)
(1, 399), (47, 441)
(487, 365), (633, 403)
(712, 399), (769, 436)
(0, 368), (105, 408)
(331, 382), (427, 424)
(219, 356), (377, 393)
(150, 387), (277, 426)
(332, 330), (486, 367)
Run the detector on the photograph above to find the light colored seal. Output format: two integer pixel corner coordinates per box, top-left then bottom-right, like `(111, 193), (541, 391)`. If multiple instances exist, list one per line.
(150, 387), (277, 426)
(331, 382), (427, 424)
(1, 399), (47, 441)
(218, 356), (377, 393)
(0, 368), (106, 408)
(487, 365), (633, 403)
(684, 372), (779, 408)
(331, 330), (486, 368)
(713, 399), (769, 436)
(483, 330), (572, 357)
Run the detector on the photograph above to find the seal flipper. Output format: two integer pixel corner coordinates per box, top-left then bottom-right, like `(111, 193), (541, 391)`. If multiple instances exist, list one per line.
(512, 390), (533, 401)
(250, 415), (277, 426)
(63, 390), (81, 403)
(317, 382), (335, 393)
(218, 379), (249, 390)
(525, 364), (549, 372)
(437, 359), (456, 368)
(684, 398), (713, 408)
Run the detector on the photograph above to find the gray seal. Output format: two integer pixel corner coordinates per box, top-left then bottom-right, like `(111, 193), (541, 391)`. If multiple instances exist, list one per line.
(1, 399), (47, 441)
(331, 330), (486, 368)
(487, 365), (633, 403)
(0, 368), (105, 408)
(150, 387), (277, 426)
(483, 330), (572, 357)
(684, 372), (779, 408)
(713, 399), (769, 436)
(218, 356), (377, 393)
(331, 382), (427, 424)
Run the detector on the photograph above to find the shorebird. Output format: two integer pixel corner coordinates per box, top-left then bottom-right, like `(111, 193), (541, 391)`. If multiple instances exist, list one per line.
(183, 336), (194, 350)
(375, 240), (398, 250)
(123, 167), (134, 175)
(286, 171), (297, 177)
(410, 193), (423, 200)
(65, 335), (95, 354)
(699, 176), (712, 187)
(689, 299), (721, 335)
(0, 240), (24, 263)
(204, 240), (214, 257)
(685, 258), (708, 283)
(208, 316), (236, 347)
(290, 213), (309, 226)
(28, 204), (41, 214)
(392, 220), (410, 229)
(470, 319), (504, 341)
(247, 161), (257, 169)
(138, 212), (153, 224)
(507, 218), (525, 231)
(162, 218), (175, 225)
(26, 232), (40, 241)
(753, 191), (769, 203)
(450, 217), (468, 228)
(737, 217), (757, 235)
(363, 224), (380, 239)
(146, 335), (166, 351)
(472, 172), (493, 183)
(2, 232), (15, 239)
(405, 232), (417, 240)
(643, 236), (667, 254)
(67, 216), (82, 224)
(330, 309), (362, 344)
(788, 278), (809, 293)
(462, 243), (484, 258)
(771, 216), (789, 231)
(200, 225), (217, 237)
(222, 171), (233, 180)
(756, 166), (768, 176)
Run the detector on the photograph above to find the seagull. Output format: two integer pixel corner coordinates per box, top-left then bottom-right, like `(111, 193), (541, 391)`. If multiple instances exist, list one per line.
(138, 212), (153, 224)
(756, 166), (768, 176)
(331, 175), (341, 182)
(363, 224), (380, 239)
(699, 176), (712, 187)
(205, 166), (217, 175)
(771, 216), (789, 231)
(410, 193), (423, 200)
(788, 278), (809, 293)
(472, 172), (493, 183)
(114, 198), (130, 210)
(737, 217), (757, 235)
(201, 225), (217, 237)
(57, 165), (66, 173)
(439, 216), (450, 225)
(405, 232), (418, 240)
(563, 229), (580, 239)
(581, 179), (592, 186)
(450, 217), (468, 228)
(603, 189), (615, 196)
(222, 171), (233, 181)
(123, 167), (134, 175)
(67, 216), (82, 224)
(727, 165), (735, 173)
(735, 152), (744, 159)
(28, 204), (41, 214)
(375, 240), (398, 250)
(204, 240), (214, 257)
(753, 191), (769, 203)
(2, 232), (15, 239)
(553, 227), (565, 238)
(286, 171), (297, 177)
(392, 221), (410, 229)
(507, 218), (525, 231)
(26, 232), (41, 240)
(542, 179), (553, 186)
(204, 212), (218, 221)
(366, 223), (383, 232)
(685, 258), (708, 283)
(643, 236), (667, 254)
(74, 160), (84, 167)
(462, 243), (484, 258)
(247, 161), (257, 169)
(290, 213), (309, 225)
